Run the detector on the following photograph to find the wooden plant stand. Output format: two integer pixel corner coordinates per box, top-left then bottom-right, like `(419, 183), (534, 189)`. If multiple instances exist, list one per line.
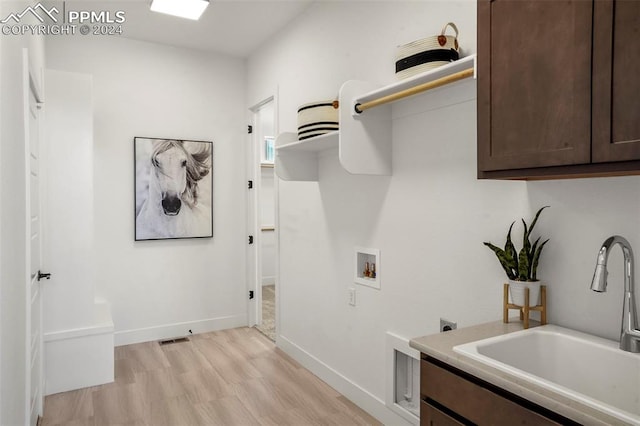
(503, 283), (547, 329)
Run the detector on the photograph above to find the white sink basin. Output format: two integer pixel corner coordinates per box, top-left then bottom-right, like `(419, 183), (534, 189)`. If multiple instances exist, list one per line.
(453, 324), (640, 425)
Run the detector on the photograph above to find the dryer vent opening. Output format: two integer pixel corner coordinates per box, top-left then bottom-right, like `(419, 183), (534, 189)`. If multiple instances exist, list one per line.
(386, 332), (420, 424)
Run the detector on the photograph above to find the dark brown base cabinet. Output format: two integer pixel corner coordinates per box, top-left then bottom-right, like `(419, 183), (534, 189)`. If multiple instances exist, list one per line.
(477, 0), (640, 180)
(419, 356), (580, 426)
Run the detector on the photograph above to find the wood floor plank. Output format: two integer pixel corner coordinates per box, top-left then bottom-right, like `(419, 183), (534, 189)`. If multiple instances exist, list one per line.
(231, 377), (288, 420)
(257, 407), (323, 426)
(112, 357), (139, 385)
(224, 327), (257, 342)
(195, 395), (261, 425)
(134, 368), (187, 403)
(335, 396), (383, 426)
(114, 345), (130, 360)
(191, 338), (238, 367)
(162, 343), (213, 373)
(41, 416), (94, 426)
(296, 368), (342, 399)
(202, 336), (264, 384)
(42, 388), (93, 424)
(249, 353), (302, 384)
(318, 410), (377, 426)
(127, 344), (171, 373)
(147, 395), (205, 426)
(211, 357), (263, 385)
(92, 383), (146, 424)
(178, 367), (233, 404)
(42, 327), (381, 426)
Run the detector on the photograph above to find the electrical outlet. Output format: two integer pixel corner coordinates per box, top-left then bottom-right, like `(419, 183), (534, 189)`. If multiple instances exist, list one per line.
(348, 287), (356, 306)
(440, 318), (457, 332)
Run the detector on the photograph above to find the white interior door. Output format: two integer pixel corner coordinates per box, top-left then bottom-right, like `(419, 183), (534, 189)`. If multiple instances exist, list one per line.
(24, 51), (45, 426)
(247, 97), (276, 330)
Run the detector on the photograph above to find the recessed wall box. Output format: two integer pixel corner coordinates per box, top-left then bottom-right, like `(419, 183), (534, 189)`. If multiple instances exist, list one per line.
(354, 247), (380, 289)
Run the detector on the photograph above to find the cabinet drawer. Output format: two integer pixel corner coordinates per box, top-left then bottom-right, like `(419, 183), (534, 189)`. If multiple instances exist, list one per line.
(420, 400), (465, 426)
(421, 360), (560, 425)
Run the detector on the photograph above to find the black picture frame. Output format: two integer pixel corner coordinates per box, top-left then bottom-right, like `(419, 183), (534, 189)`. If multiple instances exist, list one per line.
(134, 137), (213, 241)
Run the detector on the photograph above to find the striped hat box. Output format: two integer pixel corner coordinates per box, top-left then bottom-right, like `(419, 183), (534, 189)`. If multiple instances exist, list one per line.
(395, 22), (460, 80)
(297, 100), (339, 140)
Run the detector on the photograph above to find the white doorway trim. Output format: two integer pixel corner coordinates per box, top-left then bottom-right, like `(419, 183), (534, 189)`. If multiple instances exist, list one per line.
(247, 94), (278, 337)
(246, 100), (260, 328)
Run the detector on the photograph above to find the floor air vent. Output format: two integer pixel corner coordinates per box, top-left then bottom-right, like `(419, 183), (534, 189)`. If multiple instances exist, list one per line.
(159, 337), (190, 345)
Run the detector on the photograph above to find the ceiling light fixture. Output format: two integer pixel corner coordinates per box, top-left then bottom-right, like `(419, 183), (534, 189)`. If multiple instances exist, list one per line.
(150, 0), (209, 20)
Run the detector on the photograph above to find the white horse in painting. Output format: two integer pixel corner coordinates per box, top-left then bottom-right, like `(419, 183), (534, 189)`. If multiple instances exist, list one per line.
(136, 140), (212, 240)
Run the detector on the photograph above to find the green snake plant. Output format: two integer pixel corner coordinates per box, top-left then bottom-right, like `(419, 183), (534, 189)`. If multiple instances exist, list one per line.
(484, 206), (550, 282)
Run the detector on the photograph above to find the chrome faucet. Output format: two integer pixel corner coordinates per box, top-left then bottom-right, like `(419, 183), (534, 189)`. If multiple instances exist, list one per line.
(590, 235), (640, 353)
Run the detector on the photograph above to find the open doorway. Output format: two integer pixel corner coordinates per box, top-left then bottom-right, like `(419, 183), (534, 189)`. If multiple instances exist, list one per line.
(248, 97), (277, 341)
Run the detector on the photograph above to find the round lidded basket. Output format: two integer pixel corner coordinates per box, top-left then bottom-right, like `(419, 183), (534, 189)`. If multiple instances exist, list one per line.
(395, 22), (461, 80)
(297, 100), (339, 141)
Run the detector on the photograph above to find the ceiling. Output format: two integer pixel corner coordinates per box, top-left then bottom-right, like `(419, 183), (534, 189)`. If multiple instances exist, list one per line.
(66, 0), (314, 57)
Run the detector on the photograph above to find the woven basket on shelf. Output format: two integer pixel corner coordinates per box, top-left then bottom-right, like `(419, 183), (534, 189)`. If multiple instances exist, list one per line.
(297, 100), (339, 140)
(395, 22), (461, 80)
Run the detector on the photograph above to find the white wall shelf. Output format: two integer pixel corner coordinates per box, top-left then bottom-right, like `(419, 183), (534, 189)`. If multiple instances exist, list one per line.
(277, 131), (339, 153)
(275, 131), (338, 181)
(275, 55), (476, 181)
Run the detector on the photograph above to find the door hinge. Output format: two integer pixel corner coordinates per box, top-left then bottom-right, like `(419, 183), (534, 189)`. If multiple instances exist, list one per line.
(249, 290), (254, 300)
(37, 270), (51, 281)
(248, 235), (254, 244)
(248, 125), (253, 134)
(248, 180), (253, 189)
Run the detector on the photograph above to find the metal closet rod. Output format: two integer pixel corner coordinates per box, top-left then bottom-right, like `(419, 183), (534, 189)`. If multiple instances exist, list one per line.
(354, 67), (475, 114)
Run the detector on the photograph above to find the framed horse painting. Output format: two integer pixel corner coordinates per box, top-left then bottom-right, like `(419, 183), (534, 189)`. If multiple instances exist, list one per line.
(134, 137), (213, 241)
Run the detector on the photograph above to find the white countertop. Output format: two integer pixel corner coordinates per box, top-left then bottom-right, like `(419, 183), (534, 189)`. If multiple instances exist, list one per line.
(410, 320), (623, 425)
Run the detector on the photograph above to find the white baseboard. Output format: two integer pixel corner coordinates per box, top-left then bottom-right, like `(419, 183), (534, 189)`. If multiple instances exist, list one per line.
(277, 335), (411, 426)
(262, 276), (275, 286)
(114, 314), (247, 346)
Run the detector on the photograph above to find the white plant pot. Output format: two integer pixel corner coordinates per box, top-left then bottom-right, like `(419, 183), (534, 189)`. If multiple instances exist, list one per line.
(509, 280), (541, 307)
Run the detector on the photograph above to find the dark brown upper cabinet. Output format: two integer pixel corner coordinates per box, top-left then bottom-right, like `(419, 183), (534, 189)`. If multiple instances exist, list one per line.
(478, 0), (640, 180)
(592, 0), (640, 163)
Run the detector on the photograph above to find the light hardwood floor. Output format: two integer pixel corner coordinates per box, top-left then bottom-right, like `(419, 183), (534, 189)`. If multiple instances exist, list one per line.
(42, 327), (382, 426)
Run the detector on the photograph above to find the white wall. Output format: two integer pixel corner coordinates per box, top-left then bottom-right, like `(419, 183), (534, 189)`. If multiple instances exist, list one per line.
(248, 2), (529, 423)
(527, 177), (640, 341)
(0, 0), (45, 421)
(46, 36), (248, 345)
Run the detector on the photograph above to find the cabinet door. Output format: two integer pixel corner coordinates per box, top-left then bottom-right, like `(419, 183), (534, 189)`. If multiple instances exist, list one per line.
(592, 0), (640, 162)
(478, 0), (592, 172)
